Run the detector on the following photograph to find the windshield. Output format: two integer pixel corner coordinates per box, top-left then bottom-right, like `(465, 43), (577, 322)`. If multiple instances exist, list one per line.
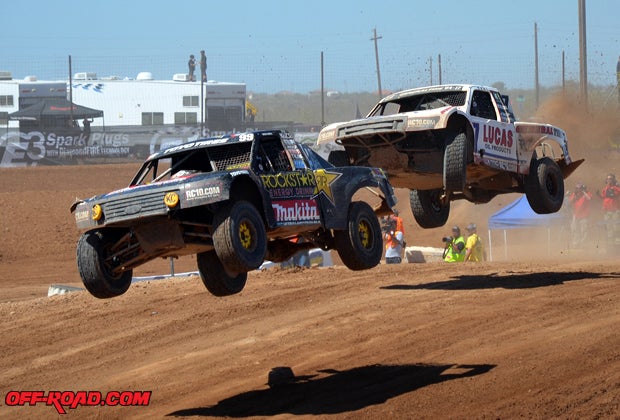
(370, 91), (467, 116)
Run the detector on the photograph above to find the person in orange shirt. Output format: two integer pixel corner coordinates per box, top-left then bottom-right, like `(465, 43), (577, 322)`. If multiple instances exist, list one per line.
(598, 174), (620, 246)
(568, 183), (592, 247)
(383, 210), (405, 264)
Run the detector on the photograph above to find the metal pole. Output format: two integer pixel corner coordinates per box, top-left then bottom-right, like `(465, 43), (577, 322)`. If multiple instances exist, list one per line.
(201, 75), (204, 135)
(534, 22), (539, 110)
(371, 28), (383, 99)
(321, 51), (325, 126)
(68, 55), (74, 122)
(578, 0), (588, 109)
(429, 56), (433, 85)
(562, 50), (566, 93)
(617, 55), (620, 107)
(438, 54), (442, 84)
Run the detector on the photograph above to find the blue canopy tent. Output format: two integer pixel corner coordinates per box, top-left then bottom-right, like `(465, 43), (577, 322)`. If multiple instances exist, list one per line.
(487, 196), (568, 260)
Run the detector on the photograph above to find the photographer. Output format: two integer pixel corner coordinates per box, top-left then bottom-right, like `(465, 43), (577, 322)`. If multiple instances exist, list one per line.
(383, 211), (404, 264)
(598, 174), (620, 245)
(568, 183), (592, 247)
(442, 226), (466, 262)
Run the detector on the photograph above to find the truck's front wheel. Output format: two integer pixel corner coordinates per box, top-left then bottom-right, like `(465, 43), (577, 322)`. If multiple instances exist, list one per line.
(444, 131), (468, 192)
(328, 150), (349, 167)
(77, 230), (132, 299)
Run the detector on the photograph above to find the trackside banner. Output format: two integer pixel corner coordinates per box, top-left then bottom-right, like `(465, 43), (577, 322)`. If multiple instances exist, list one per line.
(0, 129), (322, 167)
(0, 129), (136, 166)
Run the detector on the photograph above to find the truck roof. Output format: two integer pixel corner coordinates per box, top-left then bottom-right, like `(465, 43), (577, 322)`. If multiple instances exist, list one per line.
(381, 84), (500, 102)
(146, 130), (284, 161)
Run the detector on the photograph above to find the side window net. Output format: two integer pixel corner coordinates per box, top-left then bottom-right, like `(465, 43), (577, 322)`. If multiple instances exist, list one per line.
(208, 142), (252, 171)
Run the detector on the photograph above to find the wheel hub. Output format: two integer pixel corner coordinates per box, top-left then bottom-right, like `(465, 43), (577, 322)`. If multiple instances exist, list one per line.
(358, 220), (371, 248)
(239, 221), (253, 249)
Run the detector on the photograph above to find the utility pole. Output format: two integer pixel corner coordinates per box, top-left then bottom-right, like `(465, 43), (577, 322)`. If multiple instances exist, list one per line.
(534, 22), (539, 109)
(321, 51), (325, 126)
(68, 55), (74, 124)
(438, 54), (442, 84)
(578, 0), (588, 109)
(429, 56), (433, 85)
(371, 28), (383, 99)
(562, 50), (566, 94)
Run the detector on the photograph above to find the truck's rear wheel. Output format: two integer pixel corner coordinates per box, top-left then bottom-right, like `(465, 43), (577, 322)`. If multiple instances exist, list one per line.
(334, 201), (382, 270)
(197, 250), (247, 296)
(77, 230), (132, 299)
(213, 200), (267, 273)
(524, 157), (564, 214)
(409, 189), (450, 228)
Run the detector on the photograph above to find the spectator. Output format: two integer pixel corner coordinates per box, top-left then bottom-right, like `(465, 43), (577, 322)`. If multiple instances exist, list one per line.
(384, 229), (404, 264)
(599, 173), (620, 245)
(464, 223), (485, 262)
(567, 183), (592, 247)
(383, 210), (404, 264)
(200, 50), (207, 82)
(82, 118), (91, 145)
(187, 54), (197, 82)
(443, 226), (465, 262)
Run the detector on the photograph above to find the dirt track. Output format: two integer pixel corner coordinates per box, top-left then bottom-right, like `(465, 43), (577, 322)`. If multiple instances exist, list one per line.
(2, 93), (620, 418)
(1, 160), (619, 419)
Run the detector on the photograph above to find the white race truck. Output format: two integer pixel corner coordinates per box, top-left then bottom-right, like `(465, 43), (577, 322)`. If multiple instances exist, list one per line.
(317, 84), (583, 228)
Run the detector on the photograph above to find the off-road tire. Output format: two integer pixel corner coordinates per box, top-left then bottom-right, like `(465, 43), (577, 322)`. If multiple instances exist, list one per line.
(77, 230), (132, 299)
(334, 201), (383, 270)
(213, 200), (267, 273)
(444, 131), (468, 192)
(197, 250), (247, 296)
(328, 150), (349, 167)
(409, 189), (450, 228)
(524, 157), (564, 214)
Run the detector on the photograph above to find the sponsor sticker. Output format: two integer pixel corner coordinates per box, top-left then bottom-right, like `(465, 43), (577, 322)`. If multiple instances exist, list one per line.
(185, 185), (221, 200)
(272, 199), (321, 225)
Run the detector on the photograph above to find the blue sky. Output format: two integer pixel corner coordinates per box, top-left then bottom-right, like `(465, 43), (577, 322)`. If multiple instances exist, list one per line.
(3, 0), (618, 93)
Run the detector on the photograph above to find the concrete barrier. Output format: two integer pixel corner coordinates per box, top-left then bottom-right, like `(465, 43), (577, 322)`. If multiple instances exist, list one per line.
(404, 246), (445, 263)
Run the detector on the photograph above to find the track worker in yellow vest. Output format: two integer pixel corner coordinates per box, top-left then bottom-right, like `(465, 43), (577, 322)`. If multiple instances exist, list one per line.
(464, 223), (485, 262)
(442, 226), (466, 262)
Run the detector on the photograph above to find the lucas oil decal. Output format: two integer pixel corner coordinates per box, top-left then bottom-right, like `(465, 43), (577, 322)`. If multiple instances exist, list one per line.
(473, 122), (517, 158)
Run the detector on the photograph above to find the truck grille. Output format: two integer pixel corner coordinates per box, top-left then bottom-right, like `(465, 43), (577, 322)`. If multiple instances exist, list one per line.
(102, 190), (172, 223)
(339, 118), (407, 137)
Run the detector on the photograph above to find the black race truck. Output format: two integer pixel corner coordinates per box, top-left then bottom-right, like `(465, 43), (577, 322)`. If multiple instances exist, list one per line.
(71, 130), (397, 299)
